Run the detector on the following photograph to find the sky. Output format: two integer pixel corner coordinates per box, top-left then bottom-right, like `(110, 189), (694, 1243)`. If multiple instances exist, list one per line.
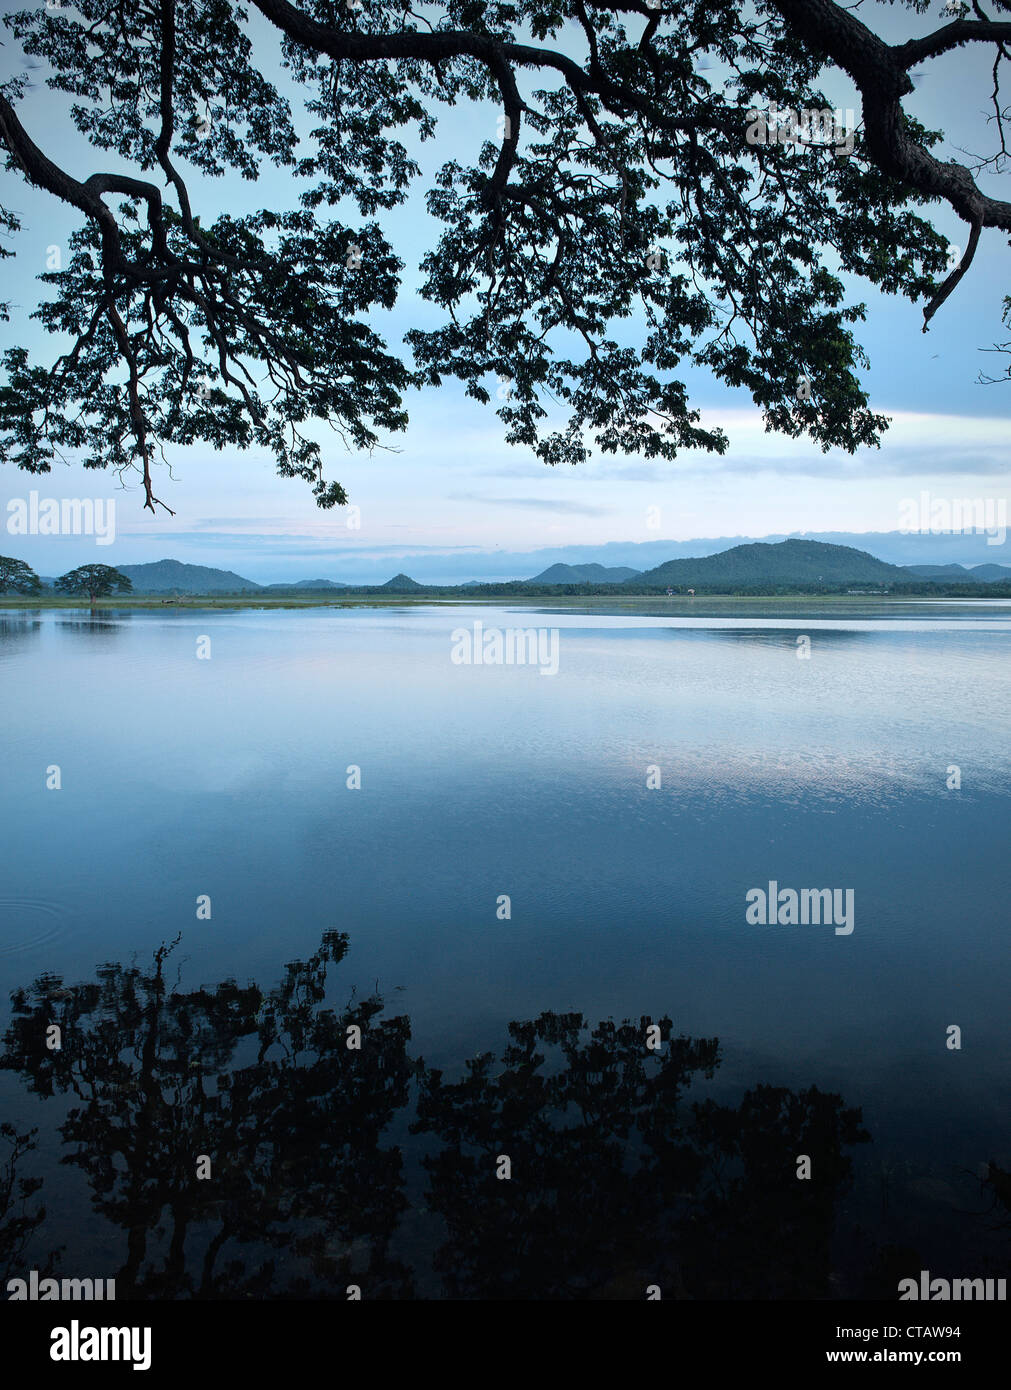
(1, 1), (1009, 582)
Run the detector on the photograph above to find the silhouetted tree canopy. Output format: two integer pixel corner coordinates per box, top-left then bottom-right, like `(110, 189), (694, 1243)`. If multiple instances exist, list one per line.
(1, 1), (1007, 510)
(54, 563), (133, 602)
(0, 555), (41, 594)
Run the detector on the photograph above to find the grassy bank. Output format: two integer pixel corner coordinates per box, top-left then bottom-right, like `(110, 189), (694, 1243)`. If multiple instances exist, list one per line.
(2, 590), (1008, 612)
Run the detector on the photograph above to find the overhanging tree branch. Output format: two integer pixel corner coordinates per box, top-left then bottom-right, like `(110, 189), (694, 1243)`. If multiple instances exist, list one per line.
(0, 0), (1003, 504)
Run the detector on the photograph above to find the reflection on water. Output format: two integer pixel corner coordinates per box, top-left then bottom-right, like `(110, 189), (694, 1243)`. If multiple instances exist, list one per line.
(0, 614), (41, 655)
(2, 933), (413, 1299)
(1, 931), (1007, 1300)
(57, 617), (128, 637)
(0, 930), (881, 1300)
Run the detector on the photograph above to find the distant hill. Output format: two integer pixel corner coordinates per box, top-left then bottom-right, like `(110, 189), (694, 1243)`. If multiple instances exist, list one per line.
(633, 539), (905, 588)
(528, 562), (642, 584)
(117, 559), (261, 593)
(261, 578), (347, 591)
(905, 563), (1011, 583)
(23, 543), (1009, 597)
(904, 564), (973, 580)
(969, 564), (1011, 581)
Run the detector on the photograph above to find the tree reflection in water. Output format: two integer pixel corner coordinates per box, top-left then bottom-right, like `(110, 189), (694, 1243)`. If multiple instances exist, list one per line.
(2, 932), (414, 1298)
(3, 932), (879, 1298)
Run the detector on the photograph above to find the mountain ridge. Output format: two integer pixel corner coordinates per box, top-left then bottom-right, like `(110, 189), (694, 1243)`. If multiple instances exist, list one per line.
(631, 539), (905, 588)
(11, 538), (1011, 594)
(528, 562), (642, 584)
(904, 562), (1011, 583)
(114, 559), (262, 593)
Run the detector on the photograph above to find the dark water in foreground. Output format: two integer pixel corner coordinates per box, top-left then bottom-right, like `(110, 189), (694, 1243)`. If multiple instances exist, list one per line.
(1, 600), (1009, 1299)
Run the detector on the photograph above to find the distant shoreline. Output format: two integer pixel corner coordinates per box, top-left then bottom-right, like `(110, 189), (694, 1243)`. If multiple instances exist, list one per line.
(3, 590), (1010, 612)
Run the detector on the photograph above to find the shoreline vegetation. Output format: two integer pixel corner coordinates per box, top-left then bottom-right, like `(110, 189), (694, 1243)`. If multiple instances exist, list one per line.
(2, 584), (1010, 611)
(5, 542), (1009, 607)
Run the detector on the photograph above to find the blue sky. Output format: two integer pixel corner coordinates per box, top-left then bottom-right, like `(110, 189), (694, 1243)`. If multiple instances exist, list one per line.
(1, 2), (1009, 582)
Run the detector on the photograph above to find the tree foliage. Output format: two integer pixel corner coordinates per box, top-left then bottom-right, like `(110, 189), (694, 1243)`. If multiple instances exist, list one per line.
(54, 562), (133, 601)
(0, 554), (41, 593)
(0, 0), (1007, 509)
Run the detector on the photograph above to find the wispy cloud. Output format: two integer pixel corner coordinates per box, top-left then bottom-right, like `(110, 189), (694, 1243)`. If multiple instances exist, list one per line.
(474, 409), (1011, 480)
(449, 493), (614, 516)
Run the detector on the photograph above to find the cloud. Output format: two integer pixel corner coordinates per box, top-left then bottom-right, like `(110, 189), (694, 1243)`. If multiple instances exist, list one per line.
(449, 493), (614, 516)
(476, 460), (666, 484)
(476, 409), (1011, 481)
(114, 530), (507, 559)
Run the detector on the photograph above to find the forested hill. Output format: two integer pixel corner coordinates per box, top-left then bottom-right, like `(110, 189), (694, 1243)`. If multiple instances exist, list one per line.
(633, 540), (905, 588)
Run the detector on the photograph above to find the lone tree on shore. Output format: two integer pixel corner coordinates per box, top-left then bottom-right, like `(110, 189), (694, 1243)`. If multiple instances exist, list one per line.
(54, 564), (133, 605)
(0, 556), (41, 595)
(0, 1), (1007, 513)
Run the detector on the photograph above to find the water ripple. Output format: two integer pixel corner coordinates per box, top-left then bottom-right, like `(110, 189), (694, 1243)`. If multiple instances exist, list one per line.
(0, 897), (72, 958)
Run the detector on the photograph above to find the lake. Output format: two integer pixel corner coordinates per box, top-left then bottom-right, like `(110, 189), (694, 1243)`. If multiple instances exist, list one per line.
(1, 598), (1009, 1299)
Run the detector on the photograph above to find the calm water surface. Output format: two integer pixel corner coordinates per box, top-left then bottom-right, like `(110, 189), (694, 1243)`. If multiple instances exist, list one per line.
(1, 599), (1008, 1298)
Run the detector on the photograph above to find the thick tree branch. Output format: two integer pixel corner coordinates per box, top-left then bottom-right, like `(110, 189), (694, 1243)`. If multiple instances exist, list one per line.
(0, 93), (129, 281)
(250, 0), (657, 121)
(768, 0), (1011, 335)
(895, 19), (1011, 67)
(923, 214), (983, 329)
